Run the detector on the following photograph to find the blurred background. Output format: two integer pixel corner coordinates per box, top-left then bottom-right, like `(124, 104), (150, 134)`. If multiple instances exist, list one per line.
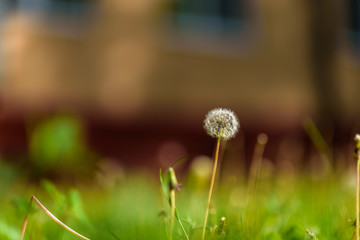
(0, 0), (359, 180)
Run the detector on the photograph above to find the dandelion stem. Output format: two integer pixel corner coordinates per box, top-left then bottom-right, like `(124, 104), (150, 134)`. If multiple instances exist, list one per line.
(202, 137), (221, 240)
(20, 195), (90, 240)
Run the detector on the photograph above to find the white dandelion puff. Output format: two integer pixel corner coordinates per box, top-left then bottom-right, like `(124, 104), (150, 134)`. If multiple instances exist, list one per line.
(204, 108), (239, 141)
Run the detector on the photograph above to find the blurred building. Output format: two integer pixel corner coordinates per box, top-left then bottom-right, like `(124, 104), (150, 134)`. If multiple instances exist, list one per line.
(0, 0), (358, 170)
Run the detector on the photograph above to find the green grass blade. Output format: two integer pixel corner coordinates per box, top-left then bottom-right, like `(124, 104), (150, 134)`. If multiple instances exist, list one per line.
(160, 169), (189, 240)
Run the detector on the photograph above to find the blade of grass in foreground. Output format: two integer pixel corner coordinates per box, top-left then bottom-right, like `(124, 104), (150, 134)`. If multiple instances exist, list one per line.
(303, 116), (332, 174)
(160, 169), (189, 240)
(20, 195), (90, 240)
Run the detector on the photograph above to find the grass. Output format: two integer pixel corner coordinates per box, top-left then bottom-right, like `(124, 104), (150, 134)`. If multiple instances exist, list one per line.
(0, 167), (357, 240)
(0, 112), (357, 240)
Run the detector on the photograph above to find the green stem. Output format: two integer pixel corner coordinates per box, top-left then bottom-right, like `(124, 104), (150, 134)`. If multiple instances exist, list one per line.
(177, 217), (189, 240)
(170, 190), (175, 240)
(202, 138), (221, 240)
(357, 157), (360, 240)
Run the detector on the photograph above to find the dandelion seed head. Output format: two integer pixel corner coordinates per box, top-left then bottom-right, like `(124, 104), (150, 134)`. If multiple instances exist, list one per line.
(204, 108), (239, 141)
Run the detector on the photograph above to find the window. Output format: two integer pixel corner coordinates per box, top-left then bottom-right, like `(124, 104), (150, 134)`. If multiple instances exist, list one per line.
(169, 0), (245, 34)
(17, 0), (94, 18)
(349, 0), (360, 48)
(162, 0), (255, 55)
(14, 0), (97, 36)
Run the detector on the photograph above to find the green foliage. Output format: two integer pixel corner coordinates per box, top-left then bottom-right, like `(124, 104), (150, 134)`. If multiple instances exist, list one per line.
(0, 217), (20, 240)
(28, 115), (95, 175)
(160, 169), (171, 205)
(0, 172), (356, 240)
(41, 180), (66, 207)
(68, 189), (89, 223)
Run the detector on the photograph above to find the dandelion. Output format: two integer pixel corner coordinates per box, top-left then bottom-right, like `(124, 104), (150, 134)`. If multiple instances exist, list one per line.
(204, 108), (239, 141)
(201, 108), (239, 240)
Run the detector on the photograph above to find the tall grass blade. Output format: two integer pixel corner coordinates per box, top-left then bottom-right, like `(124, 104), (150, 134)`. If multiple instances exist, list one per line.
(160, 169), (189, 240)
(20, 196), (90, 240)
